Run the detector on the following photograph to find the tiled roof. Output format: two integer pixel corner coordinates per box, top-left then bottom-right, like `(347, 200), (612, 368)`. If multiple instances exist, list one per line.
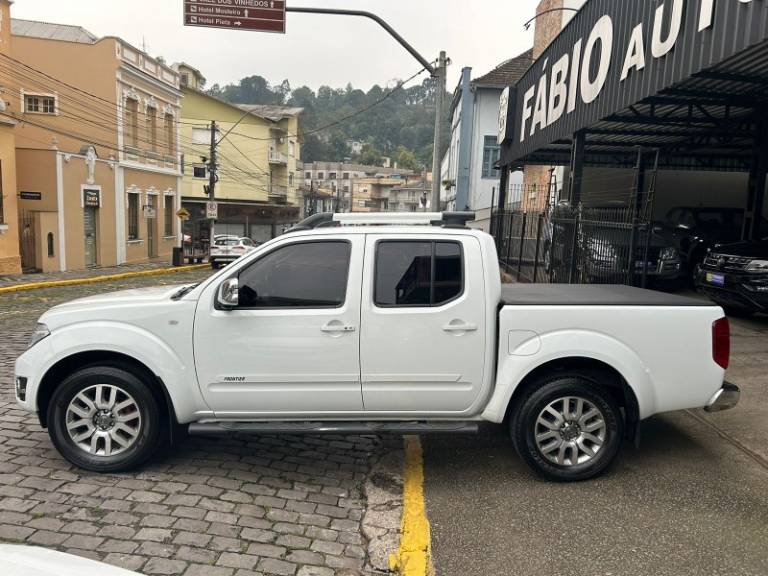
(472, 49), (533, 88)
(11, 19), (98, 44)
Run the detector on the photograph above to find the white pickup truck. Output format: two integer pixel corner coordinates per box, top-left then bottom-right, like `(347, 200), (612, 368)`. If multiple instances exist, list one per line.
(14, 213), (739, 481)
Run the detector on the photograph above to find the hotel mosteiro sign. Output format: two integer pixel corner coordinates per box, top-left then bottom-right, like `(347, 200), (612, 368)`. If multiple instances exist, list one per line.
(500, 0), (768, 164)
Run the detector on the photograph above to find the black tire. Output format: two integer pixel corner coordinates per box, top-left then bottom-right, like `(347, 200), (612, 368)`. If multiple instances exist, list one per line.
(510, 375), (623, 482)
(47, 366), (164, 473)
(211, 260), (220, 270)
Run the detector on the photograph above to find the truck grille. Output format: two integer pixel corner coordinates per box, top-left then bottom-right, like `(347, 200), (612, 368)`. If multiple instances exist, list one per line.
(703, 254), (751, 271)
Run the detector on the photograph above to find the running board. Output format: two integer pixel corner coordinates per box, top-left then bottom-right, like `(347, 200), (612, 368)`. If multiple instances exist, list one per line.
(187, 421), (479, 436)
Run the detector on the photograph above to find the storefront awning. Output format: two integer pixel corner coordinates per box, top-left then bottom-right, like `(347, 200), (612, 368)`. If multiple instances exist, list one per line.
(499, 0), (768, 172)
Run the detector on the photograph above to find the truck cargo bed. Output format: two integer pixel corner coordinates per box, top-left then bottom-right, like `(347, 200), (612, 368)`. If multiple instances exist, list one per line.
(500, 284), (712, 307)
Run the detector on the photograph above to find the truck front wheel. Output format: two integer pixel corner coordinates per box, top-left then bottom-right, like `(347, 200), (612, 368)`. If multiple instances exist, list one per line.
(47, 366), (163, 473)
(510, 376), (623, 482)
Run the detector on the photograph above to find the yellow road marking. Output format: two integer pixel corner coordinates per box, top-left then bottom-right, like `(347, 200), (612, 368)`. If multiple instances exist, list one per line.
(392, 435), (432, 576)
(0, 264), (209, 294)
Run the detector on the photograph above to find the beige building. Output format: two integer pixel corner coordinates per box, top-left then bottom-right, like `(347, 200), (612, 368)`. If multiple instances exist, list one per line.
(10, 19), (182, 272)
(0, 0), (21, 274)
(178, 64), (302, 243)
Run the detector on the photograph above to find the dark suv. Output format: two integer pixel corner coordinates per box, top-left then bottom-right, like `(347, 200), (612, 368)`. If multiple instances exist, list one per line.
(696, 239), (768, 315)
(656, 207), (747, 283)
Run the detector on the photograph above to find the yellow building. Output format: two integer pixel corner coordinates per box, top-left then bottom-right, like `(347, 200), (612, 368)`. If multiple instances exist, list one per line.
(10, 19), (182, 272)
(177, 64), (302, 242)
(0, 0), (21, 275)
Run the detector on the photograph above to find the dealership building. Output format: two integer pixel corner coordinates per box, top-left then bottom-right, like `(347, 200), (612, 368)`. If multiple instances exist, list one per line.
(497, 0), (768, 244)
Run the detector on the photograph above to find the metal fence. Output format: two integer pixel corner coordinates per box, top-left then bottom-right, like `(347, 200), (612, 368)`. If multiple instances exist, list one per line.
(492, 204), (656, 287)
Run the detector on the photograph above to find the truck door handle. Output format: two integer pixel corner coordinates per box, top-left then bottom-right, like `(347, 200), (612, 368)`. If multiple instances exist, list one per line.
(321, 323), (356, 333)
(442, 322), (478, 332)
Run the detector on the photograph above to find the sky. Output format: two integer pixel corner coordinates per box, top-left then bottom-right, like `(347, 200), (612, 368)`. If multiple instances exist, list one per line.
(10, 0), (540, 92)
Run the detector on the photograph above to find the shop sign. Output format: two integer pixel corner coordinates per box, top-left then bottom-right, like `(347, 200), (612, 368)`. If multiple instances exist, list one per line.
(83, 189), (100, 207)
(20, 191), (42, 200)
(503, 0), (767, 162)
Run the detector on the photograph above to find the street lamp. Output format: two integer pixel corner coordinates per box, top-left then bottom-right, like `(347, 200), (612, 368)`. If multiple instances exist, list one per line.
(523, 7), (580, 30)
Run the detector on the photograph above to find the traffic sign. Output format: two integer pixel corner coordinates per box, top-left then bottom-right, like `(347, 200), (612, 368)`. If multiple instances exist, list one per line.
(206, 201), (219, 220)
(176, 207), (191, 221)
(184, 0), (286, 34)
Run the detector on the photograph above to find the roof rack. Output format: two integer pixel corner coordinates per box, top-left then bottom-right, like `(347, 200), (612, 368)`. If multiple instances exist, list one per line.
(285, 212), (476, 233)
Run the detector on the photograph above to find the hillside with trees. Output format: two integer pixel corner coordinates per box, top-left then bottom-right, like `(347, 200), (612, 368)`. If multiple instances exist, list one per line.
(207, 75), (449, 170)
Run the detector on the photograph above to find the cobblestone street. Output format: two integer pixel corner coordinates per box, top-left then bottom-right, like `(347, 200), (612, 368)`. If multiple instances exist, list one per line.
(0, 271), (395, 576)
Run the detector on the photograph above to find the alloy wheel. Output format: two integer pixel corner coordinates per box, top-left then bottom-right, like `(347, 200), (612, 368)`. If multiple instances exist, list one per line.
(65, 384), (142, 457)
(534, 396), (607, 466)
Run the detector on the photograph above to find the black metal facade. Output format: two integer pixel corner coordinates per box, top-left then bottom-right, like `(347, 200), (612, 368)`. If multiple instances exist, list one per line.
(501, 0), (768, 167)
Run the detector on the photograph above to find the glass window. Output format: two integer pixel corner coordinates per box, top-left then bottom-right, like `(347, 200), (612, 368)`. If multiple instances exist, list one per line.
(305, 172), (312, 179)
(164, 195), (174, 236)
(128, 193), (139, 240)
(375, 241), (463, 307)
(238, 241), (351, 308)
(482, 136), (501, 179)
(193, 166), (207, 179)
(165, 113), (175, 155)
(147, 107), (158, 152)
(25, 94), (56, 114)
(125, 98), (139, 148)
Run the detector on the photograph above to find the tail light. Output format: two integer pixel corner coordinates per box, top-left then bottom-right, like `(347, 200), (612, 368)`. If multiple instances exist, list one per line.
(712, 317), (730, 370)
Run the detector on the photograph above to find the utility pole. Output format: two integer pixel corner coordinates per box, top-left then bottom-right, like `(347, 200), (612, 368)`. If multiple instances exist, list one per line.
(431, 51), (448, 212)
(207, 120), (218, 240)
(284, 8), (446, 212)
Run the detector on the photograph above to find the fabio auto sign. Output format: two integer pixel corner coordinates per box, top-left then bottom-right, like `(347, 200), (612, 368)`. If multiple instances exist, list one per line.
(500, 0), (768, 163)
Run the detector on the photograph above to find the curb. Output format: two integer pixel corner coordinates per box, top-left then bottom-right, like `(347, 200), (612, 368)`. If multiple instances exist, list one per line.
(391, 435), (432, 576)
(0, 264), (209, 294)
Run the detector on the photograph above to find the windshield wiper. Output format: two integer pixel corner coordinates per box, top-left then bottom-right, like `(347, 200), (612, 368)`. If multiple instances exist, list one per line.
(171, 284), (199, 301)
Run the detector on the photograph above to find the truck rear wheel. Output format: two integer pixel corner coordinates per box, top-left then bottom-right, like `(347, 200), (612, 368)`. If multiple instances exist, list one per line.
(510, 376), (623, 482)
(47, 366), (163, 473)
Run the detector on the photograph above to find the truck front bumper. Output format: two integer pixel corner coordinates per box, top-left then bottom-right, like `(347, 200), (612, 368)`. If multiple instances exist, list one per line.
(704, 382), (740, 412)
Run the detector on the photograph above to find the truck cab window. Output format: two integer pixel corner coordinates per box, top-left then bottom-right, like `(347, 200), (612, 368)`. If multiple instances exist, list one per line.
(375, 241), (463, 307)
(237, 241), (350, 308)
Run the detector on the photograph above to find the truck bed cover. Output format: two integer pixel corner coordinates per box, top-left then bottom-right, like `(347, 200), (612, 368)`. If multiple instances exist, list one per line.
(501, 284), (712, 307)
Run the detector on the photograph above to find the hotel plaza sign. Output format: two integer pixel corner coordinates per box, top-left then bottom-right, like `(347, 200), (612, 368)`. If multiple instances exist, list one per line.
(500, 0), (768, 163)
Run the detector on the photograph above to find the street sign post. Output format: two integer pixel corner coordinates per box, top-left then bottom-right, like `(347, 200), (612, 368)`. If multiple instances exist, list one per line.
(184, 0), (286, 34)
(206, 201), (218, 220)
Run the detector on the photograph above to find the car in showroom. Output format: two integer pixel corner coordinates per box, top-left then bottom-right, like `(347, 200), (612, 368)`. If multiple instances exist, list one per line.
(696, 238), (768, 316)
(209, 235), (260, 269)
(655, 207), (749, 284)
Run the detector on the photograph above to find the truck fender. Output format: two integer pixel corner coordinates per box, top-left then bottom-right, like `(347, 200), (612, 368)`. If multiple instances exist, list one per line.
(481, 329), (656, 423)
(35, 321), (210, 422)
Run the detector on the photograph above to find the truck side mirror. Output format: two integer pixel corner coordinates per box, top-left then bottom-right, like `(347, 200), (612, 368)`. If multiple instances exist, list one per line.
(217, 278), (239, 309)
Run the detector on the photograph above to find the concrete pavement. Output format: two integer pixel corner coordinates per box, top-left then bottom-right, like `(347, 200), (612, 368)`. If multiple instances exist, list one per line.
(423, 314), (768, 576)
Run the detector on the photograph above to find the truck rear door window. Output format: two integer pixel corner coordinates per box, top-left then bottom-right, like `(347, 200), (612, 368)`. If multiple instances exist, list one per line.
(375, 241), (463, 307)
(238, 241), (351, 308)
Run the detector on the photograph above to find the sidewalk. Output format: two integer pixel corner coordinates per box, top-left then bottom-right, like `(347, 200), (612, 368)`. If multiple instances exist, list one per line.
(0, 262), (206, 289)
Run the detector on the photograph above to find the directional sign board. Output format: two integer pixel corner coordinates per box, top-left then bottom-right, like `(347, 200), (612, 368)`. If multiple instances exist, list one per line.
(206, 201), (219, 220)
(184, 0), (286, 34)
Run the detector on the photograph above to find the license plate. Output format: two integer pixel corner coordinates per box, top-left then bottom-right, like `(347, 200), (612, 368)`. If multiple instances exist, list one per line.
(707, 272), (725, 286)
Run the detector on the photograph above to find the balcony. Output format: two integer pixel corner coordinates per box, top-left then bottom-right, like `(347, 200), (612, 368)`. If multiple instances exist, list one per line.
(268, 149), (288, 165)
(270, 185), (289, 202)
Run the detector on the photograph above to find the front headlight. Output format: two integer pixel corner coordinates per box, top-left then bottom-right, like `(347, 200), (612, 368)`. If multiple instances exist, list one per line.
(28, 323), (50, 349)
(746, 259), (768, 273)
(659, 247), (679, 261)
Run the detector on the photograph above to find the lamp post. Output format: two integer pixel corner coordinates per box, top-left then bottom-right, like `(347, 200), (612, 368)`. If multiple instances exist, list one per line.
(523, 7), (580, 31)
